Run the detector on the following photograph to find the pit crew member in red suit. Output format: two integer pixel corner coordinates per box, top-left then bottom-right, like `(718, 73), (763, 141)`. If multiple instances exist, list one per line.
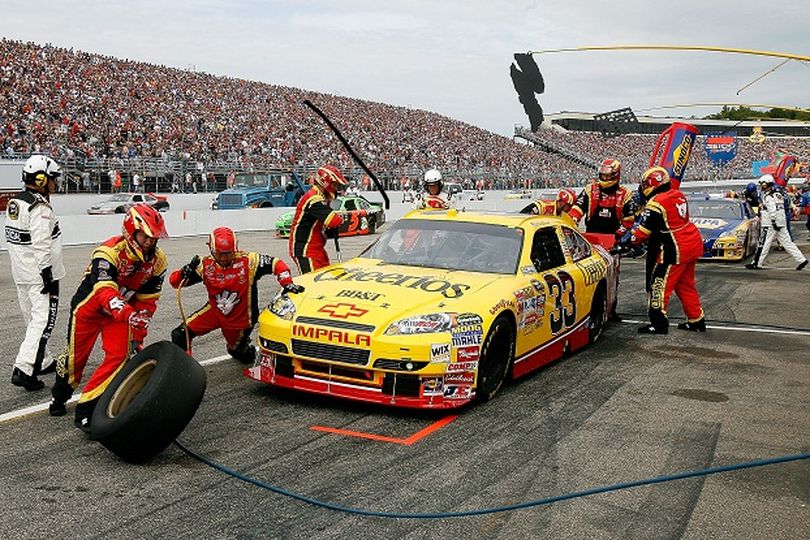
(570, 159), (634, 322)
(624, 167), (705, 334)
(521, 188), (576, 217)
(415, 169), (453, 209)
(169, 227), (304, 362)
(49, 204), (168, 432)
(569, 159), (635, 237)
(289, 165), (356, 273)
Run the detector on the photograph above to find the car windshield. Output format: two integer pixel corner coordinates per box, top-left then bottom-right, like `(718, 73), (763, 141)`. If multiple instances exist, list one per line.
(107, 194), (131, 202)
(690, 200), (743, 219)
(364, 218), (522, 274)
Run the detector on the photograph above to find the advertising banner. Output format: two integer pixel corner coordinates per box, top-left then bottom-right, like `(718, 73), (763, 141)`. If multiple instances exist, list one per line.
(704, 132), (738, 164)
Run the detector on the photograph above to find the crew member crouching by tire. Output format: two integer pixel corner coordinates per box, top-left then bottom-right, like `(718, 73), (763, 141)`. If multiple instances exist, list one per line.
(170, 227), (304, 362)
(623, 167), (706, 334)
(50, 204), (168, 433)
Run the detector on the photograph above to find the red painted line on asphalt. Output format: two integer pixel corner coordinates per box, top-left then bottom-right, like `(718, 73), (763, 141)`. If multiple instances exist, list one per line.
(310, 415), (458, 445)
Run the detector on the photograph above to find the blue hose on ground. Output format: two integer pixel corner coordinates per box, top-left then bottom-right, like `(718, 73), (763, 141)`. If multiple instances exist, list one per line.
(173, 440), (809, 520)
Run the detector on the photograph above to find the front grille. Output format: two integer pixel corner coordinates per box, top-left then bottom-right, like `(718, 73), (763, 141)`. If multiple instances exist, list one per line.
(299, 360), (375, 383)
(218, 194), (244, 208)
(373, 359), (430, 372)
(382, 373), (421, 397)
(291, 339), (370, 366)
(295, 316), (375, 333)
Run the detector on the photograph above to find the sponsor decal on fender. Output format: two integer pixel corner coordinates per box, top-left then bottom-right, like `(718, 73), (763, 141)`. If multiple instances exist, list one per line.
(452, 330), (482, 347)
(292, 324), (371, 346)
(489, 298), (515, 315)
(430, 342), (451, 363)
(443, 384), (473, 399)
(422, 377), (444, 396)
(315, 267), (470, 299)
(446, 360), (478, 373)
(456, 346), (480, 362)
(445, 372), (475, 384)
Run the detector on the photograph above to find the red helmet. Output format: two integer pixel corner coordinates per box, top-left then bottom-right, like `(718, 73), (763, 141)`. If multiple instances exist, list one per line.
(597, 159), (621, 189)
(640, 166), (670, 198)
(314, 165), (348, 198)
(122, 204), (168, 262)
(556, 188), (576, 207)
(207, 226), (238, 267)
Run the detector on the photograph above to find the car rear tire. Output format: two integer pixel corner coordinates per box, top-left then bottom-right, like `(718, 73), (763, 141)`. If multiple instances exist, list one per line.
(115, 206), (125, 213)
(368, 218), (377, 234)
(90, 341), (207, 463)
(589, 283), (608, 344)
(475, 316), (514, 402)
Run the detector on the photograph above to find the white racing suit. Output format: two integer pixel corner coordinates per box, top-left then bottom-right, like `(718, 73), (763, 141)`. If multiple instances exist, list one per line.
(750, 190), (807, 268)
(5, 190), (65, 376)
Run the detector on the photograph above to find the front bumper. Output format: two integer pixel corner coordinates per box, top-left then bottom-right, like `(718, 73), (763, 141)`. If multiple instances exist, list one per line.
(243, 346), (476, 409)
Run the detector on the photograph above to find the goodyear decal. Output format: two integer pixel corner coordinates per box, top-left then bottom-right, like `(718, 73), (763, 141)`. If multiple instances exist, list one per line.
(489, 298), (515, 315)
(315, 267), (470, 299)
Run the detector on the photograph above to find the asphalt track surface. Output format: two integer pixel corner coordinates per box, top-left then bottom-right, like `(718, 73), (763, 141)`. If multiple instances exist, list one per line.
(1, 211), (808, 539)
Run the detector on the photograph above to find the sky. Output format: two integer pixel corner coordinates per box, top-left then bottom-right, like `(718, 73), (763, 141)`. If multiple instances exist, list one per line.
(1, 0), (809, 137)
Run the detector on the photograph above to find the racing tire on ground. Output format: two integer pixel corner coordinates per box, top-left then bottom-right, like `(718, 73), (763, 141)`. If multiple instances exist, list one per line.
(90, 341), (207, 464)
(589, 282), (608, 344)
(475, 316), (514, 402)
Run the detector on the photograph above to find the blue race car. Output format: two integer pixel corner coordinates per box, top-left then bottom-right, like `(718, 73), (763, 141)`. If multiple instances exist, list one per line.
(689, 197), (760, 261)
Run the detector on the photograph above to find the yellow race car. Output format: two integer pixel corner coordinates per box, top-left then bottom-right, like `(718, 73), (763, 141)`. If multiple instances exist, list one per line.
(246, 209), (619, 409)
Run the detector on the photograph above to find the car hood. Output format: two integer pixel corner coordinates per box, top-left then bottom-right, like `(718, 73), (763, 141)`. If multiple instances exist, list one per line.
(277, 210), (294, 226)
(692, 217), (744, 240)
(290, 260), (502, 330)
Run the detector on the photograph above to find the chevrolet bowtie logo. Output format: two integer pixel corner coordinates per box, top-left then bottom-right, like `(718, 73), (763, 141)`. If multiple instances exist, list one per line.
(317, 303), (369, 319)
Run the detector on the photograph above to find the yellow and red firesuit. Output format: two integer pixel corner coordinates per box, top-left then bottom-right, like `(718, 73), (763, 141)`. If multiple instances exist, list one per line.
(50, 205), (168, 428)
(289, 165), (350, 273)
(169, 228), (301, 361)
(627, 167), (705, 334)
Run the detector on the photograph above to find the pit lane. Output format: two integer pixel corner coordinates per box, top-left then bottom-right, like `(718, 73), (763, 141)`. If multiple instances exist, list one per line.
(0, 227), (808, 539)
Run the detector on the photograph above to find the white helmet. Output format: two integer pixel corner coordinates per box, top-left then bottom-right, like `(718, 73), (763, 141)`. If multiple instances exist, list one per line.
(22, 155), (61, 191)
(424, 169), (442, 191)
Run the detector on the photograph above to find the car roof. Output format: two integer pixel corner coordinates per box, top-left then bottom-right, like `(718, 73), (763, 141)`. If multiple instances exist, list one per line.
(402, 208), (563, 228)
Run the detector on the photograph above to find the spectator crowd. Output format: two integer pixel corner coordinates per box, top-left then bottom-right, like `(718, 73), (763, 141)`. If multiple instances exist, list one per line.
(1, 38), (808, 191)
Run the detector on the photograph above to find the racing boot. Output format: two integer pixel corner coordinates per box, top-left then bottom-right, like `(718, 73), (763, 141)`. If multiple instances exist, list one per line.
(745, 263), (763, 270)
(797, 260), (808, 271)
(48, 398), (67, 417)
(677, 318), (707, 332)
(637, 324), (668, 335)
(74, 400), (97, 436)
(36, 360), (56, 377)
(11, 368), (45, 391)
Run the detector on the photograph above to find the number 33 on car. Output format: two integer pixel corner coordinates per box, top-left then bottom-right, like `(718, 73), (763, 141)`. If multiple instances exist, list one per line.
(246, 209), (620, 408)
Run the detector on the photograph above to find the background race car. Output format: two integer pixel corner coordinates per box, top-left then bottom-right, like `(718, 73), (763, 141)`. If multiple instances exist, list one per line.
(86, 192), (170, 215)
(504, 189), (534, 200)
(275, 194), (385, 238)
(689, 197), (760, 261)
(249, 210), (619, 409)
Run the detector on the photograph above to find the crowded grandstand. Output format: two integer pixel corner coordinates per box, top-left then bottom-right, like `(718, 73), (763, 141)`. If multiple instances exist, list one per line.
(1, 38), (808, 192)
